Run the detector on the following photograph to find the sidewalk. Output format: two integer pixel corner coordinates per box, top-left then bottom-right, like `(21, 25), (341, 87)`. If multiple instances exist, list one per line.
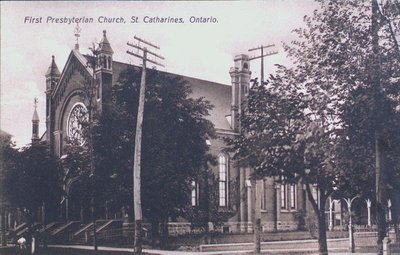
(46, 244), (375, 255)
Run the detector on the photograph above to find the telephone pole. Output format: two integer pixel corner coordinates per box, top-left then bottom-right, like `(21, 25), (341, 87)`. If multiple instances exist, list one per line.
(127, 36), (164, 254)
(248, 43), (277, 255)
(248, 44), (278, 84)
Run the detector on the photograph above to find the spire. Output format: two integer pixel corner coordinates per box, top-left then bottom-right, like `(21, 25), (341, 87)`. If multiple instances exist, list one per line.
(32, 98), (39, 121)
(98, 30), (114, 54)
(32, 97), (40, 144)
(45, 55), (61, 77)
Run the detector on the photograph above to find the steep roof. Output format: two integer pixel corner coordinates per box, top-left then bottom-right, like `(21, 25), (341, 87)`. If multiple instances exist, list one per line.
(110, 61), (232, 131)
(32, 108), (40, 121)
(98, 30), (114, 55)
(45, 55), (61, 77)
(0, 129), (12, 138)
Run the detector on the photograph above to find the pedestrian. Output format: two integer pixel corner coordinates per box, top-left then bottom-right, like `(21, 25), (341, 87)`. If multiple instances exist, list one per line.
(17, 236), (27, 255)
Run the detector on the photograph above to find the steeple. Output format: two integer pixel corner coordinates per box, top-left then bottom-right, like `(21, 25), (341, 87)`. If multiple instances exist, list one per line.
(96, 30), (113, 72)
(45, 55), (60, 151)
(98, 30), (114, 55)
(45, 55), (61, 91)
(32, 97), (40, 144)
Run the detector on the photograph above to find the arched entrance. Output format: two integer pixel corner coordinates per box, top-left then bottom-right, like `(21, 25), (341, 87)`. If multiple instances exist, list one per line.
(65, 177), (91, 222)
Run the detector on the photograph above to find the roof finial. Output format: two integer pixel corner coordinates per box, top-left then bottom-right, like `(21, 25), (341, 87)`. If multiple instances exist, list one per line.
(34, 97), (38, 110)
(74, 23), (82, 50)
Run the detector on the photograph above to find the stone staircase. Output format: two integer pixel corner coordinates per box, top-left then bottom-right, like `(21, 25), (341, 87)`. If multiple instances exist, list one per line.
(71, 220), (123, 244)
(15, 222), (41, 239)
(50, 221), (81, 243)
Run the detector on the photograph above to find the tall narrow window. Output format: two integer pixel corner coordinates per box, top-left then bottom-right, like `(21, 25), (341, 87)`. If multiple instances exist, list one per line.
(219, 155), (228, 207)
(290, 184), (297, 209)
(312, 185), (319, 208)
(32, 125), (38, 136)
(108, 57), (112, 69)
(191, 181), (199, 206)
(280, 176), (287, 209)
(103, 55), (107, 69)
(96, 78), (100, 100)
(260, 179), (266, 210)
(281, 184), (287, 209)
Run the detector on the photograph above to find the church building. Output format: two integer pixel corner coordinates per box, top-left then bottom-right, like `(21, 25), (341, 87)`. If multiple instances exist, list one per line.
(42, 30), (316, 234)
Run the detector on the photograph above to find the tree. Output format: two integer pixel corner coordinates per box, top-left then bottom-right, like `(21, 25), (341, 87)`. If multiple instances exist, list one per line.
(370, 1), (400, 252)
(78, 66), (216, 246)
(227, 1), (400, 254)
(185, 168), (238, 244)
(8, 143), (61, 221)
(227, 72), (342, 254)
(61, 141), (93, 221)
(0, 131), (18, 246)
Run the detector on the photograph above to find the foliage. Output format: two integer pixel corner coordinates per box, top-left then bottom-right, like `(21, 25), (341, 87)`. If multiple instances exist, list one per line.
(5, 142), (61, 221)
(112, 67), (216, 223)
(228, 1), (400, 254)
(63, 66), (217, 231)
(0, 132), (18, 210)
(185, 169), (237, 233)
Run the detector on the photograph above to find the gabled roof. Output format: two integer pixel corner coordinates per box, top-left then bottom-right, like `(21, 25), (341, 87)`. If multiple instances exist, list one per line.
(57, 49), (233, 131)
(52, 50), (93, 97)
(0, 129), (12, 138)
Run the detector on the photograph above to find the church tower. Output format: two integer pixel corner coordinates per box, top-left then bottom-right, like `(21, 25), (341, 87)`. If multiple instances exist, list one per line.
(31, 98), (40, 144)
(95, 30), (114, 110)
(45, 55), (60, 151)
(229, 54), (251, 132)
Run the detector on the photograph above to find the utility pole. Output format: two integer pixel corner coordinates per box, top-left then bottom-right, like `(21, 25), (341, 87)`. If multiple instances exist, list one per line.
(371, 1), (387, 254)
(84, 25), (98, 253)
(248, 44), (278, 84)
(127, 36), (164, 254)
(247, 44), (277, 254)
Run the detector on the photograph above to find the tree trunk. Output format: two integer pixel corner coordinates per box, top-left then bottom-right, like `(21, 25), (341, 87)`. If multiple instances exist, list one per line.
(151, 219), (160, 247)
(305, 184), (328, 255)
(159, 219), (168, 249)
(0, 211), (6, 247)
(375, 136), (387, 255)
(252, 179), (261, 254)
(91, 197), (97, 251)
(317, 211), (328, 255)
(203, 171), (211, 245)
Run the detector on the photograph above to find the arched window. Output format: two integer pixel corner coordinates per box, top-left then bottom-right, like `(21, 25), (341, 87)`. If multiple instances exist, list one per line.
(219, 154), (228, 207)
(96, 77), (100, 100)
(191, 181), (199, 206)
(32, 125), (38, 136)
(103, 55), (107, 69)
(280, 176), (287, 210)
(108, 57), (112, 69)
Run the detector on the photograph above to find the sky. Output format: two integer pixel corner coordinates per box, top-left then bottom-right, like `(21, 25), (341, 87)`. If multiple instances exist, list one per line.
(1, 0), (318, 147)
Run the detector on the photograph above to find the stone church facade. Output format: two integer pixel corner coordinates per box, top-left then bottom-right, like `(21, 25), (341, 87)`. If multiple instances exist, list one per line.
(43, 30), (315, 234)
